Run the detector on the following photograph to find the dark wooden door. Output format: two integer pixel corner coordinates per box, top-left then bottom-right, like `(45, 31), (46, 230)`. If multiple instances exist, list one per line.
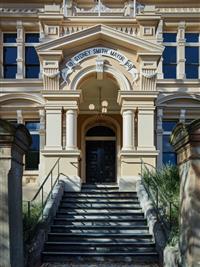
(86, 140), (116, 184)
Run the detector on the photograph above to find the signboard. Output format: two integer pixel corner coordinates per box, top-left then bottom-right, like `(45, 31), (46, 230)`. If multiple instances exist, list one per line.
(61, 47), (138, 83)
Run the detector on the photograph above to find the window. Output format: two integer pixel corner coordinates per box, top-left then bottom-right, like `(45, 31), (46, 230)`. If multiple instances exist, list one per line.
(3, 33), (17, 78)
(25, 33), (40, 43)
(163, 47), (177, 79)
(25, 47), (40, 78)
(162, 121), (177, 165)
(185, 33), (199, 79)
(163, 33), (177, 43)
(185, 33), (199, 43)
(25, 33), (40, 78)
(163, 33), (177, 79)
(3, 33), (17, 43)
(25, 122), (40, 170)
(3, 47), (17, 78)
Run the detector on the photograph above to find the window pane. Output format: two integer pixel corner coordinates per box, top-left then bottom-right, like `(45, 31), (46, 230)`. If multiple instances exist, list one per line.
(185, 33), (199, 42)
(163, 65), (176, 79)
(30, 135), (40, 151)
(185, 65), (199, 79)
(185, 47), (199, 64)
(25, 33), (40, 43)
(3, 47), (17, 64)
(163, 135), (175, 152)
(163, 47), (177, 63)
(163, 33), (177, 42)
(25, 66), (40, 78)
(25, 47), (40, 64)
(163, 153), (177, 165)
(163, 121), (177, 132)
(26, 122), (40, 131)
(25, 151), (39, 170)
(4, 65), (17, 78)
(3, 33), (17, 43)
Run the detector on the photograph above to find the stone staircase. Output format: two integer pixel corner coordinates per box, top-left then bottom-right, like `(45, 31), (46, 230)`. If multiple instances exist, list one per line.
(42, 184), (159, 265)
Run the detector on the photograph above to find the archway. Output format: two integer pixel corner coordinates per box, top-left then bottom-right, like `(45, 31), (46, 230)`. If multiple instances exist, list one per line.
(85, 125), (116, 184)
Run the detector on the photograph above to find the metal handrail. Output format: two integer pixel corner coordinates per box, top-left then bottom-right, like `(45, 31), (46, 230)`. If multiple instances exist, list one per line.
(31, 157), (60, 202)
(140, 159), (179, 231)
(24, 157), (61, 224)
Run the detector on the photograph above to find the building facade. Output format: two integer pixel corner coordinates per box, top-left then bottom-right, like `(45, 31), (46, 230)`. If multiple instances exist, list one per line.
(0, 0), (200, 191)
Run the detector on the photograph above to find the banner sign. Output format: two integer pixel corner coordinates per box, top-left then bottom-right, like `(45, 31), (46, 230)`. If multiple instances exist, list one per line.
(61, 47), (138, 83)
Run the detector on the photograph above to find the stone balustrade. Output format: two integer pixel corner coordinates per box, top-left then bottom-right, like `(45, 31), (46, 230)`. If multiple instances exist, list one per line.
(170, 119), (200, 267)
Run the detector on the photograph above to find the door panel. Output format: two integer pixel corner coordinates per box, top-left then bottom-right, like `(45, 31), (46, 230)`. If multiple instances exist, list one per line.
(86, 141), (116, 184)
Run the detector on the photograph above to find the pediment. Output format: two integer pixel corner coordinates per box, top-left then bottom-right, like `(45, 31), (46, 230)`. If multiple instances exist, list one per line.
(36, 24), (163, 55)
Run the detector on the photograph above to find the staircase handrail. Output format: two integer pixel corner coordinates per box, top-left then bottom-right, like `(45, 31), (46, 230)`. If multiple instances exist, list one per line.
(140, 159), (179, 232)
(24, 157), (61, 224)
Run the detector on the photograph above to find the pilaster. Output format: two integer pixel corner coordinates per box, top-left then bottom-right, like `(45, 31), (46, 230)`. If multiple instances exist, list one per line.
(16, 21), (24, 79)
(177, 21), (186, 79)
(156, 19), (164, 79)
(16, 110), (23, 124)
(0, 29), (3, 78)
(44, 107), (63, 150)
(137, 108), (155, 151)
(156, 108), (163, 169)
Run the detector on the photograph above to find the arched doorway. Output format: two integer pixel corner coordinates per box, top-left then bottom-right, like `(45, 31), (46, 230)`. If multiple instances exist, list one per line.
(85, 125), (116, 184)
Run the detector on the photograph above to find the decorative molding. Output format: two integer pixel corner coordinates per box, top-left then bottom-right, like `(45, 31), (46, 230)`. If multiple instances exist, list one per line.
(159, 7), (200, 13)
(61, 47), (138, 84)
(43, 71), (60, 79)
(96, 55), (105, 80)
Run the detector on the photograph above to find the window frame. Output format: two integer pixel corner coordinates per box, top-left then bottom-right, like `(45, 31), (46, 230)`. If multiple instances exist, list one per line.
(3, 32), (18, 79)
(185, 33), (200, 79)
(162, 120), (177, 166)
(162, 32), (177, 79)
(24, 32), (40, 79)
(25, 121), (40, 171)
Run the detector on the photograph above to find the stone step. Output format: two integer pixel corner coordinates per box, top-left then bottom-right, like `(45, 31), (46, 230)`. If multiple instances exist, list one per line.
(53, 218), (147, 226)
(63, 192), (138, 198)
(42, 251), (159, 263)
(62, 195), (139, 200)
(61, 198), (140, 204)
(56, 213), (145, 219)
(44, 242), (156, 252)
(51, 225), (149, 234)
(58, 208), (142, 214)
(47, 232), (153, 242)
(59, 203), (141, 208)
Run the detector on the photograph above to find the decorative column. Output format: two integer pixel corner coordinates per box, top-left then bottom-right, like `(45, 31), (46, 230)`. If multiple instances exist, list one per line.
(122, 110), (134, 151)
(66, 109), (78, 150)
(156, 108), (163, 168)
(177, 21), (186, 79)
(44, 107), (62, 150)
(0, 119), (31, 267)
(16, 21), (24, 79)
(170, 119), (200, 267)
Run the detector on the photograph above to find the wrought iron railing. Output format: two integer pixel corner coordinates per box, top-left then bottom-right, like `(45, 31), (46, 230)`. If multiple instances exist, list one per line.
(140, 159), (179, 235)
(23, 158), (62, 240)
